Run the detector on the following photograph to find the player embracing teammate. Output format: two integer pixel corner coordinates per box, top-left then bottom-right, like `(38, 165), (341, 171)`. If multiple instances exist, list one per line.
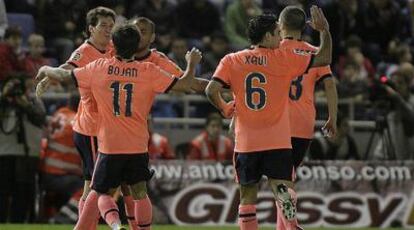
(206, 5), (333, 230)
(35, 3), (334, 230)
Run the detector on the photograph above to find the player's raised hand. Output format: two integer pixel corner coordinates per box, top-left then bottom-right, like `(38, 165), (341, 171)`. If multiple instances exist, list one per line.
(185, 47), (202, 66)
(36, 77), (51, 98)
(35, 66), (50, 84)
(307, 5), (329, 32)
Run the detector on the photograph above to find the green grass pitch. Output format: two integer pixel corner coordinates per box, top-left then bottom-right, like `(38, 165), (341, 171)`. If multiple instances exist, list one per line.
(0, 225), (398, 230)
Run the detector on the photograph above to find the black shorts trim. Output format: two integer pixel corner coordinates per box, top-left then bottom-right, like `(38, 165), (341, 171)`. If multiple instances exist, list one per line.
(91, 153), (152, 194)
(234, 149), (293, 185)
(73, 131), (98, 180)
(291, 137), (312, 169)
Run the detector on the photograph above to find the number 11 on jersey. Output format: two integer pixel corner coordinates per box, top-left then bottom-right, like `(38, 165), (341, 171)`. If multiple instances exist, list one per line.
(110, 81), (133, 117)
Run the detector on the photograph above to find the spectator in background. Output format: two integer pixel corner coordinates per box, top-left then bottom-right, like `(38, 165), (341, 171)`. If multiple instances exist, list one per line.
(409, 0), (414, 27)
(4, 0), (37, 15)
(337, 60), (369, 100)
(175, 0), (221, 48)
(40, 92), (82, 213)
(323, 0), (364, 62)
(394, 43), (413, 65)
(0, 76), (46, 223)
(309, 113), (360, 160)
(188, 113), (233, 161)
(336, 35), (376, 81)
(148, 116), (175, 160)
(113, 3), (127, 25)
(373, 63), (414, 160)
(224, 0), (262, 49)
(23, 34), (64, 93)
(155, 29), (173, 54)
(359, 0), (410, 62)
(0, 0), (7, 38)
(128, 0), (176, 36)
(0, 26), (25, 81)
(23, 34), (51, 78)
(200, 32), (231, 79)
(378, 40), (413, 77)
(38, 0), (87, 63)
(168, 37), (188, 70)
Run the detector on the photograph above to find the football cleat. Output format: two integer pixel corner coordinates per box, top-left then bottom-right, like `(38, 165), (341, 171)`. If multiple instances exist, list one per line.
(276, 183), (296, 221)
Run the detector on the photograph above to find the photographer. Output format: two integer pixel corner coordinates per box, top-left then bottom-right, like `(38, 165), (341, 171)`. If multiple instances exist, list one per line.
(373, 63), (414, 160)
(0, 76), (46, 223)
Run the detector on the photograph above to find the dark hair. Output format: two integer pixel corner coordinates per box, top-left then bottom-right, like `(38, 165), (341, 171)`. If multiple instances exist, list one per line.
(205, 113), (223, 127)
(4, 26), (22, 39)
(129, 17), (155, 34)
(247, 14), (277, 45)
(279, 6), (306, 31)
(85, 6), (116, 37)
(112, 24), (140, 59)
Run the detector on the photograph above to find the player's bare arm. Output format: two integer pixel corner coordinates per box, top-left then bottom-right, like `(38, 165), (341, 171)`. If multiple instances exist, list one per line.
(190, 77), (210, 93)
(205, 80), (235, 118)
(308, 6), (332, 68)
(322, 77), (338, 138)
(36, 66), (73, 84)
(35, 66), (73, 97)
(171, 47), (202, 92)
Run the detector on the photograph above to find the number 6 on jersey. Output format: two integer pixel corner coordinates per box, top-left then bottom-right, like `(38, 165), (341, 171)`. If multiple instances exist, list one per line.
(110, 81), (133, 117)
(245, 72), (267, 110)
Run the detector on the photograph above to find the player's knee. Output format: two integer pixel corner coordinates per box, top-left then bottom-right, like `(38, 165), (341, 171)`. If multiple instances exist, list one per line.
(130, 181), (147, 200)
(239, 184), (258, 205)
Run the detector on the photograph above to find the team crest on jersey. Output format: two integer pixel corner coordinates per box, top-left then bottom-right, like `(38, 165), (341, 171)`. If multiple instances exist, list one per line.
(70, 52), (82, 61)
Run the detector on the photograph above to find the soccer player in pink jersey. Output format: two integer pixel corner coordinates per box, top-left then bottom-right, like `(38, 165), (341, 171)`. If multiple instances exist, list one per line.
(102, 17), (208, 228)
(205, 6), (332, 230)
(36, 24), (202, 230)
(54, 8), (118, 226)
(275, 6), (339, 230)
(57, 9), (144, 230)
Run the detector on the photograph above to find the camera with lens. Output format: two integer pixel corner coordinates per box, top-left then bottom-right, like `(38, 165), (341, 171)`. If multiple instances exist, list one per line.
(1, 75), (27, 98)
(369, 75), (397, 106)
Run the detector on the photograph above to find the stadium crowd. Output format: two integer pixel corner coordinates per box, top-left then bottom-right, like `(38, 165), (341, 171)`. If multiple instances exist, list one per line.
(0, 0), (414, 225)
